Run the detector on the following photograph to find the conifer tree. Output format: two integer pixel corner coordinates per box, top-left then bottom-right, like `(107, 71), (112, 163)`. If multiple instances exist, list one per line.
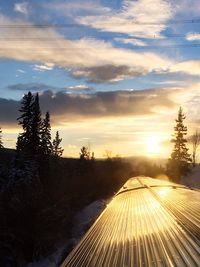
(0, 127), (3, 148)
(52, 131), (64, 157)
(167, 107), (191, 182)
(17, 92), (42, 156)
(17, 92), (34, 154)
(30, 93), (42, 155)
(40, 111), (52, 155)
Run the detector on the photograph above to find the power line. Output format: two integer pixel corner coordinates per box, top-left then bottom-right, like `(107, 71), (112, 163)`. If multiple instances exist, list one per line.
(0, 32), (198, 41)
(0, 34), (197, 40)
(0, 18), (200, 28)
(1, 44), (200, 49)
(130, 43), (200, 49)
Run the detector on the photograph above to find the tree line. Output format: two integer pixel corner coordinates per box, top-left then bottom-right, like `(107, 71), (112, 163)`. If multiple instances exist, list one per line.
(0, 91), (93, 160)
(0, 95), (199, 182)
(0, 91), (63, 158)
(76, 106), (200, 183)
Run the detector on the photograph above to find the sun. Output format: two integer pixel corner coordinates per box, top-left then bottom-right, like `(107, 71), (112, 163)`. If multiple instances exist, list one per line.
(146, 136), (161, 156)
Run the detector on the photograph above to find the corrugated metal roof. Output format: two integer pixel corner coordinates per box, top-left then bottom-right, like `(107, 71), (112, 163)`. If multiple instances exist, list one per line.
(61, 177), (200, 267)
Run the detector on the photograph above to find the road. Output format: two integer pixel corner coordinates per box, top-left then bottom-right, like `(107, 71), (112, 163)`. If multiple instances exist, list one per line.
(61, 177), (200, 267)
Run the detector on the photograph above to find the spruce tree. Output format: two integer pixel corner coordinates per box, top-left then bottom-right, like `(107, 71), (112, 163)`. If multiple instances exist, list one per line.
(52, 131), (64, 157)
(17, 92), (42, 156)
(40, 111), (52, 156)
(0, 127), (3, 148)
(17, 92), (34, 154)
(30, 93), (42, 155)
(167, 107), (191, 182)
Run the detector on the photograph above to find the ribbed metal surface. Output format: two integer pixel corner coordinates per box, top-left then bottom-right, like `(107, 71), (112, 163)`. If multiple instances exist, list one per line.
(61, 177), (200, 267)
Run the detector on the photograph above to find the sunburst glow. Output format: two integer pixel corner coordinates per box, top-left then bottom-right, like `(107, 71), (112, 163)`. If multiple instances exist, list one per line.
(146, 136), (161, 155)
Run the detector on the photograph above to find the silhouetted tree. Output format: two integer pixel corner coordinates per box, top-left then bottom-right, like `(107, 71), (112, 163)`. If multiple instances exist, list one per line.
(52, 131), (64, 157)
(40, 112), (52, 156)
(17, 92), (42, 156)
(80, 146), (90, 160)
(167, 107), (191, 182)
(0, 127), (3, 148)
(190, 130), (200, 166)
(17, 92), (34, 154)
(31, 93), (42, 155)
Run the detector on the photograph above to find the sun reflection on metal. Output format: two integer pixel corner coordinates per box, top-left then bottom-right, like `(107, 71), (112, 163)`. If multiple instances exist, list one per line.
(61, 177), (200, 267)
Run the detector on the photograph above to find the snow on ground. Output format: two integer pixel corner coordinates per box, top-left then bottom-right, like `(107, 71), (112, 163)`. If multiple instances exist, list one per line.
(26, 199), (108, 267)
(26, 245), (65, 267)
(71, 199), (108, 246)
(181, 166), (200, 189)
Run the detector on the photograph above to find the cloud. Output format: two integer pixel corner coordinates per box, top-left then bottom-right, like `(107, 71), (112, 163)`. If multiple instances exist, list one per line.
(0, 88), (176, 127)
(186, 32), (200, 41)
(175, 0), (200, 17)
(7, 82), (92, 94)
(0, 98), (19, 127)
(170, 60), (200, 76)
(72, 65), (147, 83)
(17, 69), (26, 73)
(77, 0), (174, 38)
(115, 38), (147, 46)
(8, 83), (59, 92)
(46, 1), (111, 16)
(0, 15), (172, 83)
(67, 84), (91, 90)
(33, 63), (54, 72)
(43, 89), (175, 119)
(2, 83), (200, 134)
(14, 2), (28, 15)
(38, 85), (200, 124)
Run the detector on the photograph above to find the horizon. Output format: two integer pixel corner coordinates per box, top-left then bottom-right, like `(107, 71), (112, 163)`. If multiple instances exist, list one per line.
(1, 0), (200, 158)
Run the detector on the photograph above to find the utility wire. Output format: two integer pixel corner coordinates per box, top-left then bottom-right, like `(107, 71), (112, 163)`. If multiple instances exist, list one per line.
(0, 18), (200, 27)
(0, 33), (198, 40)
(0, 32), (198, 40)
(1, 44), (200, 49)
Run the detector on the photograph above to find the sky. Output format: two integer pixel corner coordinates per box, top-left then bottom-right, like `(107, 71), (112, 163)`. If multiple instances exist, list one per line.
(1, 0), (200, 158)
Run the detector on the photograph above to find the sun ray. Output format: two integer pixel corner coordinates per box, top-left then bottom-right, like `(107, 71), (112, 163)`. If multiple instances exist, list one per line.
(145, 136), (161, 156)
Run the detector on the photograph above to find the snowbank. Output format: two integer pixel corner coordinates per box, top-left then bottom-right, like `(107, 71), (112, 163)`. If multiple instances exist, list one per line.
(71, 199), (107, 245)
(26, 199), (107, 267)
